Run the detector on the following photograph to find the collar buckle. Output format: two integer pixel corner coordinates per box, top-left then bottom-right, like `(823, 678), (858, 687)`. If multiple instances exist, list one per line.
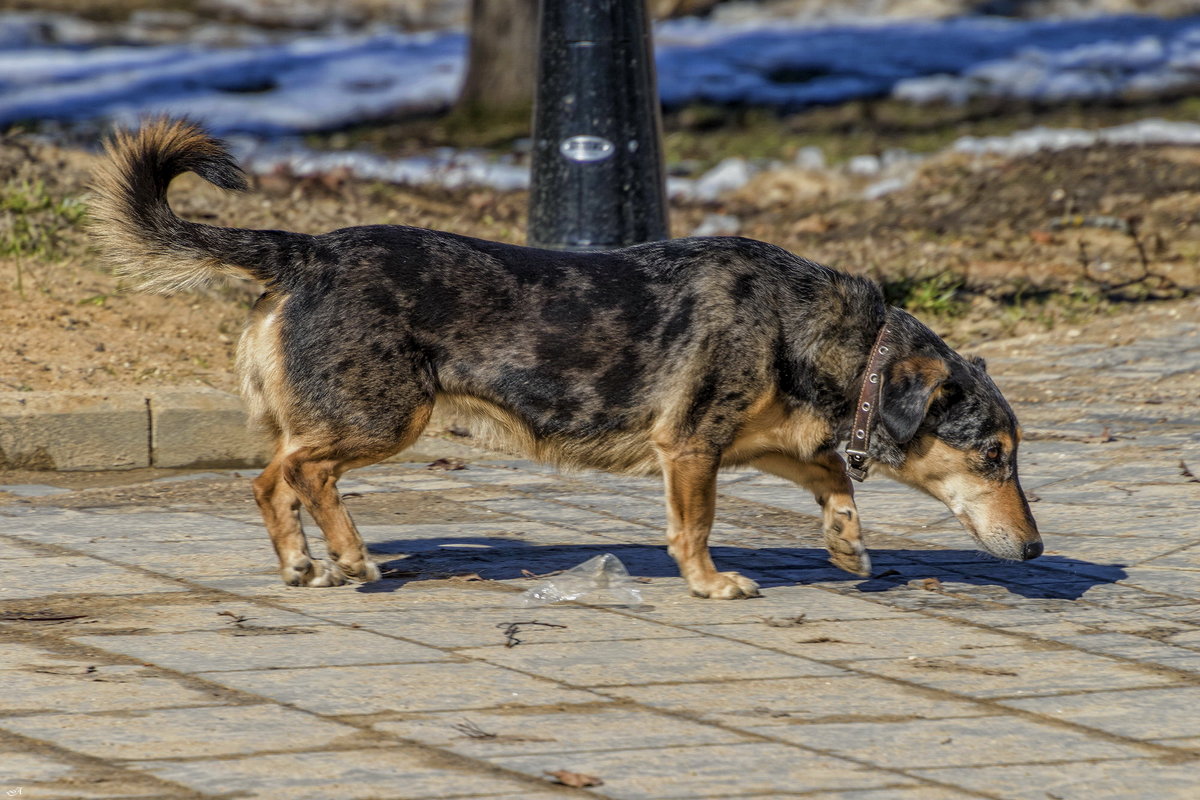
(845, 449), (869, 482)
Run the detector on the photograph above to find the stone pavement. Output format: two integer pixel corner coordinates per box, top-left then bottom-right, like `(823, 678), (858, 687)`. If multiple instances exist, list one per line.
(0, 300), (1197, 800)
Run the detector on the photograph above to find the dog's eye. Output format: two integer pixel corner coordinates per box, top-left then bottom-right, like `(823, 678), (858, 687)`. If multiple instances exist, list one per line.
(985, 446), (1002, 462)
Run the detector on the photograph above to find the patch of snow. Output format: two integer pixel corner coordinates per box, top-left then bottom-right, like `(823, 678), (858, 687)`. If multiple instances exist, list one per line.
(895, 22), (1200, 104)
(794, 145), (826, 170)
(952, 118), (1200, 156)
(862, 175), (911, 198)
(691, 213), (742, 236)
(218, 118), (1200, 196)
(686, 157), (759, 202)
(847, 154), (883, 175)
(4, 13), (1200, 137)
(657, 14), (1200, 110)
(230, 138), (530, 191)
(0, 27), (465, 136)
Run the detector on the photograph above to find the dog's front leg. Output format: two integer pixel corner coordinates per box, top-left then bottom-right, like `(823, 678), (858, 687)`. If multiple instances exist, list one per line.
(659, 447), (760, 599)
(753, 450), (871, 577)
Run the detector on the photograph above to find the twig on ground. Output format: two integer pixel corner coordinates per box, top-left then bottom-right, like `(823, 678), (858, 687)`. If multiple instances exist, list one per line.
(497, 620), (567, 647)
(452, 719), (498, 740)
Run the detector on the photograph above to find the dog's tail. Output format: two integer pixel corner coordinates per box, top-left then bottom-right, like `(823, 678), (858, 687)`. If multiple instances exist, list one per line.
(91, 118), (314, 294)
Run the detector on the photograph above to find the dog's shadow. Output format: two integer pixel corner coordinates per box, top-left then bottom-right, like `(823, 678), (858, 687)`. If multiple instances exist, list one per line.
(358, 535), (1124, 601)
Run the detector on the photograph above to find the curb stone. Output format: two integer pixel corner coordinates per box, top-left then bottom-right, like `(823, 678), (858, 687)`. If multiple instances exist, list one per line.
(0, 390), (269, 471)
(149, 389), (269, 469)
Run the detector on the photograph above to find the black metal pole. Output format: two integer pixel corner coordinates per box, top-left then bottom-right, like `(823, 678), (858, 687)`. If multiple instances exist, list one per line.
(528, 0), (670, 251)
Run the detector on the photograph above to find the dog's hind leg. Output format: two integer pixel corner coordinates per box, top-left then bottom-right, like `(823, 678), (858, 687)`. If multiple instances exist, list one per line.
(753, 450), (871, 577)
(658, 446), (760, 599)
(280, 403), (434, 585)
(253, 454), (344, 587)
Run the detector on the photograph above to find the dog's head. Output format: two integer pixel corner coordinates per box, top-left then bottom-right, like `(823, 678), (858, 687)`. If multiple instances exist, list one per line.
(868, 337), (1042, 562)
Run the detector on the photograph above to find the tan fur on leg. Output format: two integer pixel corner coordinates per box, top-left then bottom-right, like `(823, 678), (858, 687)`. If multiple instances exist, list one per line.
(284, 453), (381, 583)
(754, 450), (871, 576)
(275, 405), (432, 584)
(253, 455), (345, 587)
(659, 447), (760, 599)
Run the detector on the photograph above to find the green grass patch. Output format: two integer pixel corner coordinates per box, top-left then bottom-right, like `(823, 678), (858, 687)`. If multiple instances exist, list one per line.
(1, 178), (89, 296)
(1, 179), (87, 259)
(880, 271), (969, 320)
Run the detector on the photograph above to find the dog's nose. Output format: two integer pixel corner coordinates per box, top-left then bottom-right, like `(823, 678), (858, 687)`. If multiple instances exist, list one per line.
(1022, 540), (1044, 560)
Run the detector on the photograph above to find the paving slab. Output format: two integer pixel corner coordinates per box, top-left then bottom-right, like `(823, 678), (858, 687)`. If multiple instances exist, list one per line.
(70, 627), (448, 673)
(491, 741), (901, 799)
(999, 686), (1200, 741)
(459, 636), (844, 687)
(685, 616), (1027, 661)
(374, 706), (751, 758)
(0, 664), (224, 714)
(0, 704), (364, 760)
(314, 606), (701, 649)
(745, 714), (1144, 769)
(134, 747), (549, 799)
(597, 673), (992, 728)
(848, 648), (1184, 698)
(915, 758), (1200, 800)
(0, 555), (187, 600)
(202, 661), (610, 715)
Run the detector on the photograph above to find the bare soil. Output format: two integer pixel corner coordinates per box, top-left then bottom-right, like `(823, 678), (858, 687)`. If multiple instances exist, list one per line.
(1, 132), (1196, 396)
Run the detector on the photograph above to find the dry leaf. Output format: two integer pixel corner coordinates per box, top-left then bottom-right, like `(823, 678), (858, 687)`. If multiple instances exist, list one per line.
(1083, 426), (1117, 444)
(759, 614), (806, 627)
(427, 457), (467, 471)
(545, 770), (603, 788)
(1029, 230), (1057, 245)
(791, 213), (834, 234)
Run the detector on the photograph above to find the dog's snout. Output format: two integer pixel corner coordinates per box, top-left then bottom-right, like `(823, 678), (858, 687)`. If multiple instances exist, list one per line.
(1022, 540), (1044, 560)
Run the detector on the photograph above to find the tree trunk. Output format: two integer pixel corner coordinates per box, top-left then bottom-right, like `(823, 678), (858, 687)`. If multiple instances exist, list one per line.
(453, 0), (539, 123)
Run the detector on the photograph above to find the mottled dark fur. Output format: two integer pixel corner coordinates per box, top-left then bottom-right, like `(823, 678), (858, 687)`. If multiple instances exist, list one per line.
(92, 120), (1041, 599)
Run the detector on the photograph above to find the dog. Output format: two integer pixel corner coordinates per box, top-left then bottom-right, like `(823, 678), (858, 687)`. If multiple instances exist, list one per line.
(91, 120), (1041, 599)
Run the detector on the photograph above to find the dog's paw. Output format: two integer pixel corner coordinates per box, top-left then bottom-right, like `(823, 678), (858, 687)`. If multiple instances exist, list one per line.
(691, 571), (761, 600)
(826, 538), (872, 577)
(280, 558), (347, 588)
(338, 558), (382, 583)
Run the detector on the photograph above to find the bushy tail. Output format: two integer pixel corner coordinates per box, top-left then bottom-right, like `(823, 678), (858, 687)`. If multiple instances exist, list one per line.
(90, 118), (312, 293)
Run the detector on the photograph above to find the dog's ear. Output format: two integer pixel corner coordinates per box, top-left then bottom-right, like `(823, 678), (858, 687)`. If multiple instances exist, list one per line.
(880, 356), (950, 444)
(968, 354), (987, 372)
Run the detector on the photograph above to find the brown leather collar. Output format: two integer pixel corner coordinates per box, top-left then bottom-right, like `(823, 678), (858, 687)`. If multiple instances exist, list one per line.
(845, 321), (892, 482)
